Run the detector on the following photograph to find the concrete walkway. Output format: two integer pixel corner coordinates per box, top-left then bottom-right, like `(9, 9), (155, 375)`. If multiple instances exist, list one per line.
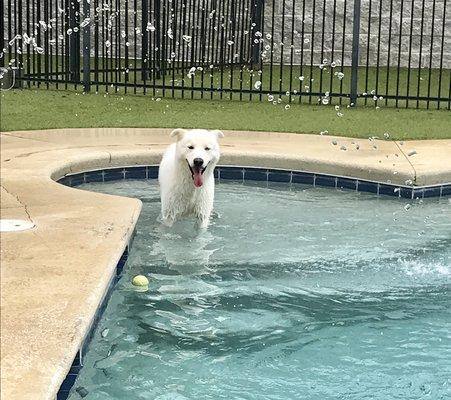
(1, 128), (450, 400)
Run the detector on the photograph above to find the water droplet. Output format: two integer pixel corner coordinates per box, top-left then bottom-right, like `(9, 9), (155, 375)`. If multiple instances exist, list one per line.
(404, 204), (411, 211)
(336, 112), (344, 117)
(304, 38), (310, 44)
(407, 150), (417, 157)
(320, 130), (328, 135)
(299, 76), (304, 81)
(81, 18), (90, 28)
(167, 29), (173, 39)
(227, 40), (234, 46)
(330, 61), (336, 68)
(182, 35), (191, 43)
(336, 72), (344, 80)
(267, 94), (274, 101)
(67, 28), (73, 36)
(105, 40), (111, 48)
(266, 33), (272, 40)
(322, 98), (329, 105)
(254, 80), (262, 90)
(334, 105), (340, 111)
(405, 179), (413, 185)
(384, 132), (390, 139)
(35, 47), (44, 54)
(340, 146), (347, 151)
(285, 104), (291, 110)
(332, 140), (337, 145)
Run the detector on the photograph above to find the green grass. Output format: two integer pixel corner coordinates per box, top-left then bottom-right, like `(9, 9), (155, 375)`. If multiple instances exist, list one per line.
(1, 88), (450, 139)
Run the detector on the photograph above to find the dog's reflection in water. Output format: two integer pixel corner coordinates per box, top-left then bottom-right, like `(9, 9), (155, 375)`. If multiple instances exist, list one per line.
(151, 219), (219, 273)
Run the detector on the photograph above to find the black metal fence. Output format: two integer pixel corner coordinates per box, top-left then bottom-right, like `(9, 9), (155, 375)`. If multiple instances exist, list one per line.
(1, 0), (450, 109)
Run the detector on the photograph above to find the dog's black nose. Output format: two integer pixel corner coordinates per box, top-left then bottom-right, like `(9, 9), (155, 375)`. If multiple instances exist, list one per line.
(193, 158), (204, 167)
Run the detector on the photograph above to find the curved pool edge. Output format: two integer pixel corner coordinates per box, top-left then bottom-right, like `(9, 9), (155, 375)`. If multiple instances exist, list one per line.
(1, 128), (451, 400)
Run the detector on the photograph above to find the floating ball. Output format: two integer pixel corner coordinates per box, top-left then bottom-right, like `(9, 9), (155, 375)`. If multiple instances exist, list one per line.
(132, 275), (149, 287)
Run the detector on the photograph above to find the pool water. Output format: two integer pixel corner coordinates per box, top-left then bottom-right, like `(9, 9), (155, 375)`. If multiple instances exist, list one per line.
(69, 180), (451, 400)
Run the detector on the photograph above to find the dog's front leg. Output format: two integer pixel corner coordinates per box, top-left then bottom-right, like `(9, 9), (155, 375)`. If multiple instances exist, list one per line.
(197, 214), (210, 229)
(196, 197), (213, 229)
(161, 216), (175, 227)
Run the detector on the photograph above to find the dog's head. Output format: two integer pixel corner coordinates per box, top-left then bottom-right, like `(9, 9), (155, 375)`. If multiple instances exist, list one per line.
(170, 128), (224, 188)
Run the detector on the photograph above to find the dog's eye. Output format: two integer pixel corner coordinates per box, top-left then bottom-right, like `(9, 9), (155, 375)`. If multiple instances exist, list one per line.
(188, 145), (194, 150)
(205, 147), (211, 151)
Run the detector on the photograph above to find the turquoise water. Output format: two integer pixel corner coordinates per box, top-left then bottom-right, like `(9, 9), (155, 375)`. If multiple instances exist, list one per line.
(69, 180), (451, 400)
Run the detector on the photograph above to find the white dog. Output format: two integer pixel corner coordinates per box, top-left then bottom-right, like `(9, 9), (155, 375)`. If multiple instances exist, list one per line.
(158, 128), (224, 228)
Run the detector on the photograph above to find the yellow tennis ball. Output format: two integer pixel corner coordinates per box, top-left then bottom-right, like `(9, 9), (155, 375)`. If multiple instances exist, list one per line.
(132, 275), (149, 287)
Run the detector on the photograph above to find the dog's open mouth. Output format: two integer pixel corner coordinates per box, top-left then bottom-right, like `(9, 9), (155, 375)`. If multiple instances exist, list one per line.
(188, 162), (208, 188)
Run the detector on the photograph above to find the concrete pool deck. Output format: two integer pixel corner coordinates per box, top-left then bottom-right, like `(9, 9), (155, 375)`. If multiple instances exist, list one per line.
(1, 128), (450, 400)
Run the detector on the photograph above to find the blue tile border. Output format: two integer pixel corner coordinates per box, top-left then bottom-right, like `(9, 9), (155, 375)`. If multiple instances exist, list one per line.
(58, 165), (451, 199)
(56, 230), (135, 400)
(55, 165), (450, 398)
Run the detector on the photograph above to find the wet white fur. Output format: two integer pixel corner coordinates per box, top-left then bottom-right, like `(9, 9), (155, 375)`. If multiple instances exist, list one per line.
(158, 128), (223, 228)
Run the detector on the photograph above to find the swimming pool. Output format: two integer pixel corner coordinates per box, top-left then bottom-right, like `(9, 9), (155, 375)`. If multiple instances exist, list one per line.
(66, 179), (450, 399)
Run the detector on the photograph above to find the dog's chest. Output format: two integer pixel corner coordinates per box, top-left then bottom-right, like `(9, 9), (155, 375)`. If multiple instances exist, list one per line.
(169, 183), (204, 214)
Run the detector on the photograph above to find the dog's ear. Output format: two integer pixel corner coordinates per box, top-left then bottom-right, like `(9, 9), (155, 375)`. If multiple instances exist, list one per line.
(170, 128), (187, 141)
(211, 130), (224, 139)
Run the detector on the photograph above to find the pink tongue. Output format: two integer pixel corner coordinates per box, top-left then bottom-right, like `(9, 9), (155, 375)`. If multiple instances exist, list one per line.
(193, 171), (203, 187)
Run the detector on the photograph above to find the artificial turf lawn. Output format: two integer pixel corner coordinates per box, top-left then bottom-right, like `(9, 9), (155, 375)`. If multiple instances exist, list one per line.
(1, 88), (450, 140)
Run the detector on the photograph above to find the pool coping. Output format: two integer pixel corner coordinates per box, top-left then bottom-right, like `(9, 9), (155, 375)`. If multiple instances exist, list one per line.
(1, 128), (451, 400)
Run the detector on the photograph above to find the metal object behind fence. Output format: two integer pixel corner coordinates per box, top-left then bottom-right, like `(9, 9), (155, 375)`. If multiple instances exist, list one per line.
(1, 0), (450, 109)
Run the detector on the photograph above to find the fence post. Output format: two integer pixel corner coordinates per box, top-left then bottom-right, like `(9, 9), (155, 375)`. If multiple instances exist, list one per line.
(155, 0), (161, 79)
(0, 1), (4, 69)
(142, 0), (149, 81)
(350, 0), (361, 105)
(251, 0), (264, 65)
(82, 0), (91, 92)
(68, 0), (80, 82)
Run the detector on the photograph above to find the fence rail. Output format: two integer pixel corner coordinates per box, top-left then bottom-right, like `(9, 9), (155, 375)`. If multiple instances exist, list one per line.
(1, 0), (450, 109)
